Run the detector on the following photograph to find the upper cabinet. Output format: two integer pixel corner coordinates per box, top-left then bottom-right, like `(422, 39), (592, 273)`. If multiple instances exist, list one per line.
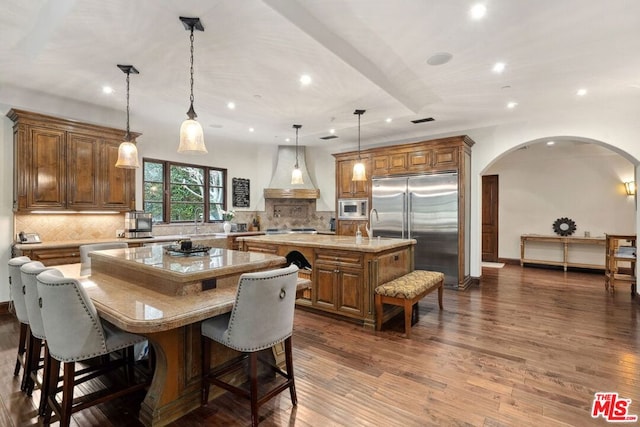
(8, 109), (139, 212)
(335, 155), (370, 199)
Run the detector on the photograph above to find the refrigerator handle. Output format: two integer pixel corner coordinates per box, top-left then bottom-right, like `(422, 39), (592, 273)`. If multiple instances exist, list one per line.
(406, 192), (411, 239)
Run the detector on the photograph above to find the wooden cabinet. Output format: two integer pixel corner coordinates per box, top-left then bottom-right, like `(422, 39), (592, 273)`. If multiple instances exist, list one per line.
(334, 135), (475, 289)
(336, 156), (370, 199)
(15, 246), (81, 266)
(313, 250), (364, 317)
(336, 220), (366, 236)
(8, 109), (138, 212)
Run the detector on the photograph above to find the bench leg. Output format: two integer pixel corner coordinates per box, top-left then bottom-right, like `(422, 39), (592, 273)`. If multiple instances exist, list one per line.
(438, 282), (443, 310)
(404, 298), (413, 338)
(375, 294), (383, 331)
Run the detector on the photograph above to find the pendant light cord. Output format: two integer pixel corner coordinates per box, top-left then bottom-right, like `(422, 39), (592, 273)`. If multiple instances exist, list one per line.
(189, 27), (195, 108)
(125, 71), (131, 141)
(295, 126), (299, 168)
(357, 113), (361, 160)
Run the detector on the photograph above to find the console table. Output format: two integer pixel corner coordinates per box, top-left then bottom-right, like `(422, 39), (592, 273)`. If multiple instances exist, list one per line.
(520, 234), (606, 271)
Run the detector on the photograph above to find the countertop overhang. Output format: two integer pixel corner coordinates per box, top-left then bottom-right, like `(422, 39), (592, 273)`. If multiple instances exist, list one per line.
(238, 233), (416, 253)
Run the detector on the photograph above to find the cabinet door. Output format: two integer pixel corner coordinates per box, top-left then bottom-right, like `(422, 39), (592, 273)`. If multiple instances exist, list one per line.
(337, 159), (369, 198)
(27, 127), (66, 209)
(408, 150), (432, 172)
(372, 155), (389, 175)
(337, 220), (365, 236)
(67, 132), (100, 209)
(337, 266), (363, 315)
(313, 263), (338, 310)
(432, 146), (458, 169)
(100, 139), (135, 210)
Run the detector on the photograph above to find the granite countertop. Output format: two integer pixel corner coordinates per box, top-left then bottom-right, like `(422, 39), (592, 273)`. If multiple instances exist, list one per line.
(238, 233), (415, 253)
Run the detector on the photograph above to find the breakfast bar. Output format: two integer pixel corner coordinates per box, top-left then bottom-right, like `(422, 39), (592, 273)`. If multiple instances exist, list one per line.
(57, 245), (288, 427)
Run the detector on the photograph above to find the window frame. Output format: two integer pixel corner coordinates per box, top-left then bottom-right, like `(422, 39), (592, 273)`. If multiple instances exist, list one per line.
(143, 158), (227, 224)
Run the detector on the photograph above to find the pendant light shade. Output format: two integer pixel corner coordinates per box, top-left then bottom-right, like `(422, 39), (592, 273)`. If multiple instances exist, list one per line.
(115, 64), (140, 169)
(178, 17), (207, 154)
(352, 109), (367, 181)
(291, 124), (303, 185)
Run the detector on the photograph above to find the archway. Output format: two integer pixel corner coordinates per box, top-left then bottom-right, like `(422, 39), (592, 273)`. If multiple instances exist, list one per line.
(476, 135), (637, 274)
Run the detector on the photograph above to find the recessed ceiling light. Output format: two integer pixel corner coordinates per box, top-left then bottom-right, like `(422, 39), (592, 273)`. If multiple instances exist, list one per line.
(329, 128), (336, 134)
(577, 88), (587, 96)
(470, 4), (487, 20)
(546, 141), (555, 146)
(248, 127), (255, 132)
(427, 52), (453, 66)
(492, 62), (506, 73)
(507, 102), (518, 109)
(102, 86), (113, 94)
(299, 74), (312, 85)
(385, 118), (393, 123)
(285, 137), (290, 142)
(227, 101), (236, 109)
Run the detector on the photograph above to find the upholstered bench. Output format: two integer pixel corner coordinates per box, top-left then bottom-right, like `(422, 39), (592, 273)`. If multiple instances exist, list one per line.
(374, 270), (444, 337)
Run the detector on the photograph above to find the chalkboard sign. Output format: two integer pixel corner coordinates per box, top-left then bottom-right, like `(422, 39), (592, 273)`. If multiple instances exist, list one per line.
(232, 178), (250, 207)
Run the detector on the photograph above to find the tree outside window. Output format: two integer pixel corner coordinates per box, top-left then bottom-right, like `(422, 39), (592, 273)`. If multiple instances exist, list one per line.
(143, 159), (227, 224)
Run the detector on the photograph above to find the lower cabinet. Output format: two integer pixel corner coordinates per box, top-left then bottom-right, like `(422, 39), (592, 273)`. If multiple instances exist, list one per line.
(313, 251), (364, 318)
(15, 246), (81, 266)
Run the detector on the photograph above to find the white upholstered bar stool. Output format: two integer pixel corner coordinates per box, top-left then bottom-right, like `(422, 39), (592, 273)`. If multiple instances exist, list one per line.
(8, 256), (33, 392)
(79, 242), (128, 276)
(80, 242), (150, 362)
(36, 268), (149, 427)
(201, 264), (299, 427)
(20, 261), (53, 415)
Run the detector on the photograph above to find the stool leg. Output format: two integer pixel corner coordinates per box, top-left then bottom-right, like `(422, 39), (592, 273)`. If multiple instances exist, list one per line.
(15, 323), (28, 377)
(201, 336), (211, 405)
(438, 283), (444, 310)
(404, 299), (413, 338)
(249, 352), (259, 427)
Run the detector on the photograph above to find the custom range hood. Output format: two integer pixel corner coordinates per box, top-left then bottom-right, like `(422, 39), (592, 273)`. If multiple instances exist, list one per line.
(264, 146), (320, 199)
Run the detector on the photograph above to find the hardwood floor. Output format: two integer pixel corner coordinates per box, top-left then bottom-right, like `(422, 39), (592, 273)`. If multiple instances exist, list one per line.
(1, 265), (638, 426)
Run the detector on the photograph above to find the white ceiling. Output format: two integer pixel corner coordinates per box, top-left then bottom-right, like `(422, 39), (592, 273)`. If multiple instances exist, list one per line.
(2, 0), (640, 150)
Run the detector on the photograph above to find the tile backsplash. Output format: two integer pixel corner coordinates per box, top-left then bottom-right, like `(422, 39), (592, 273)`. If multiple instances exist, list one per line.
(14, 202), (336, 242)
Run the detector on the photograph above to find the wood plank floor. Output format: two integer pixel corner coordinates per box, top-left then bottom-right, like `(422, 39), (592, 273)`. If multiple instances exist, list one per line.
(1, 265), (638, 426)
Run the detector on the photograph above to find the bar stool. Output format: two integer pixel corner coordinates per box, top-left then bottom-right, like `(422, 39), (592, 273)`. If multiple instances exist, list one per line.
(201, 264), (299, 426)
(79, 242), (149, 362)
(8, 256), (33, 392)
(36, 268), (149, 427)
(21, 261), (53, 415)
(79, 242), (128, 276)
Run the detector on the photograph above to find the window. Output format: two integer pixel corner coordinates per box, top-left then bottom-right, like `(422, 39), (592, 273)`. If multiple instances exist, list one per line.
(143, 158), (227, 223)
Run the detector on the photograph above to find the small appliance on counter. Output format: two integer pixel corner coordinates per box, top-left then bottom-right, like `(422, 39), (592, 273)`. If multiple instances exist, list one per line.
(124, 211), (153, 238)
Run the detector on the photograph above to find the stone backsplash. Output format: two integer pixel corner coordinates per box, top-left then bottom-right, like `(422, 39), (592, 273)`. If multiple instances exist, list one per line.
(14, 203), (336, 242)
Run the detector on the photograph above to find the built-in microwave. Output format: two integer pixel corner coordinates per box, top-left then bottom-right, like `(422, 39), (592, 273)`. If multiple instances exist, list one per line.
(338, 198), (369, 220)
(124, 211), (153, 238)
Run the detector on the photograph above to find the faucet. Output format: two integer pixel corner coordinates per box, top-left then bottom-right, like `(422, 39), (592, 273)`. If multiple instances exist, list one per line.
(194, 207), (204, 234)
(366, 208), (379, 238)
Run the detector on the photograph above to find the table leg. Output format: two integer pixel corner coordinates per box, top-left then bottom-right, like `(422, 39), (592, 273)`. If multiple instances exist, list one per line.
(563, 242), (568, 272)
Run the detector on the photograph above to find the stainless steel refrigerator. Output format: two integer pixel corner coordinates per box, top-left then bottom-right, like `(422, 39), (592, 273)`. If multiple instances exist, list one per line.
(372, 173), (459, 286)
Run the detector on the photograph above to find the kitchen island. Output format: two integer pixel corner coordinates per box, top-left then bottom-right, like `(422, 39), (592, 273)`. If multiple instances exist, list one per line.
(238, 234), (416, 328)
(56, 245), (288, 427)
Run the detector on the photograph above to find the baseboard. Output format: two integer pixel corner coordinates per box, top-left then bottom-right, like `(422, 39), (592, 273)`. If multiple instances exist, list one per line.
(499, 257), (520, 265)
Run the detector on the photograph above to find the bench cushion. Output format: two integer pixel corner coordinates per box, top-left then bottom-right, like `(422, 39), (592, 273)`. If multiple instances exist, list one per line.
(375, 270), (444, 299)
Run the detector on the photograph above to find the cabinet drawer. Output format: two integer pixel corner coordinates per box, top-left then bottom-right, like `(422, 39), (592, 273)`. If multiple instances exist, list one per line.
(315, 250), (363, 267)
(243, 242), (278, 254)
(23, 247), (81, 266)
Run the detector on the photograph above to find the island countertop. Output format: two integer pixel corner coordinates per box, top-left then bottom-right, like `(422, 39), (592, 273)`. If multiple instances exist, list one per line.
(237, 233), (415, 252)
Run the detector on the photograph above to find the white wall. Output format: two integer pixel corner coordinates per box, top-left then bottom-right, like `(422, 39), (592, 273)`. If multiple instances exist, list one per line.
(485, 141), (635, 264)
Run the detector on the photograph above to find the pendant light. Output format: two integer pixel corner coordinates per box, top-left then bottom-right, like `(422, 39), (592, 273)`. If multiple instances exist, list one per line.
(115, 64), (140, 169)
(291, 124), (303, 185)
(178, 17), (207, 154)
(352, 109), (367, 181)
